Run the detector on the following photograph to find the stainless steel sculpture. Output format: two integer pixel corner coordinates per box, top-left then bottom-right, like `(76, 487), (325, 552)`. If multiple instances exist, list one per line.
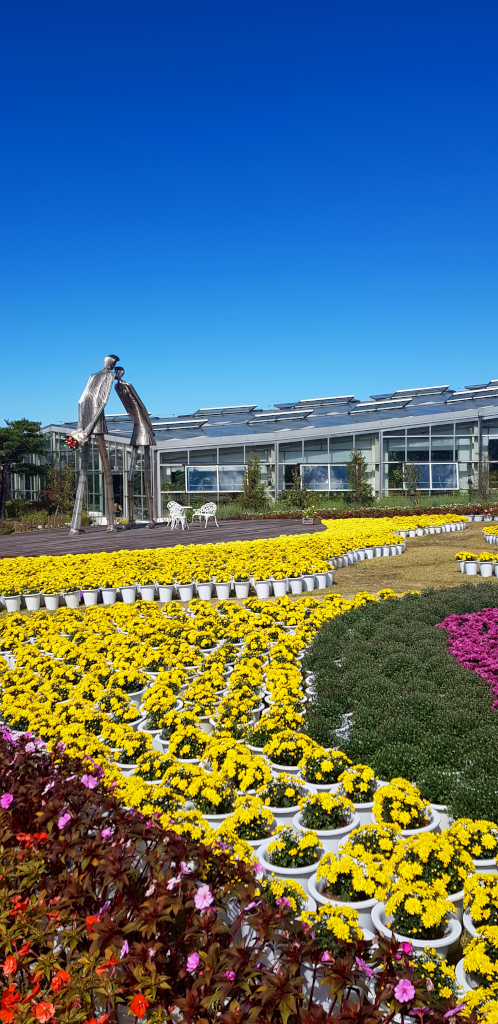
(114, 367), (156, 527)
(69, 355), (120, 534)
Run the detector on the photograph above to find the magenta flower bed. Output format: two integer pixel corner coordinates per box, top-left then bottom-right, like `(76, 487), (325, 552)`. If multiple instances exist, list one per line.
(437, 607), (498, 706)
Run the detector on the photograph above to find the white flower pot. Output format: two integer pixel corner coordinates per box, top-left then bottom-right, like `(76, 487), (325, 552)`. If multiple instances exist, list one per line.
(472, 857), (498, 874)
(258, 835), (323, 895)
(314, 573), (328, 590)
(289, 578), (303, 594)
(302, 575), (315, 592)
(158, 584), (174, 602)
(234, 581), (250, 598)
(266, 784), (317, 827)
(293, 810), (360, 854)
(177, 583), (194, 601)
(114, 761), (137, 776)
(378, 806), (440, 838)
(459, 562), (466, 573)
(101, 587), (117, 605)
(139, 584), (156, 601)
(197, 715), (215, 734)
(62, 590), (80, 608)
(382, 545), (391, 556)
(465, 562), (478, 575)
(43, 593), (60, 611)
(455, 957), (478, 995)
(371, 902), (461, 960)
(215, 582), (231, 599)
(196, 582), (213, 600)
(364, 548), (374, 559)
(255, 580), (272, 599)
(448, 888), (465, 924)
(270, 761), (301, 776)
(24, 594), (41, 612)
(4, 595), (21, 613)
(462, 910), (481, 939)
(308, 872), (378, 932)
(272, 579), (287, 597)
(480, 563), (494, 577)
(128, 685), (148, 708)
(431, 802), (450, 831)
(82, 588), (99, 606)
(120, 585), (137, 604)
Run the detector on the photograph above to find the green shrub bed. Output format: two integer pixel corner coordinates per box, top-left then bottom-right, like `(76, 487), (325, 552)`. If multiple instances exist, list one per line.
(304, 582), (498, 821)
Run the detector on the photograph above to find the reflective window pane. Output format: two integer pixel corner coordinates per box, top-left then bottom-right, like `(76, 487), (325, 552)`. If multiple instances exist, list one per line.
(303, 438), (328, 463)
(245, 444), (275, 463)
(219, 446), (244, 464)
(384, 437), (405, 461)
(431, 464), (457, 489)
(407, 426), (429, 435)
(409, 464), (430, 489)
(431, 437), (453, 461)
(355, 433), (378, 461)
(160, 450), (186, 465)
(186, 467), (218, 491)
(189, 448), (217, 465)
(160, 466), (185, 491)
(407, 438), (429, 461)
(301, 465), (329, 490)
(218, 466), (246, 491)
(456, 422), (476, 434)
(330, 436), (353, 463)
(279, 441), (302, 462)
(329, 465), (349, 490)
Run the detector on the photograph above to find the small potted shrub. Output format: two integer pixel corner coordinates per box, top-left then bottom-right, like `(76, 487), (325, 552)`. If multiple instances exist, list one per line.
(293, 791), (359, 853)
(263, 730), (319, 774)
(338, 764), (380, 823)
(448, 818), (498, 872)
(258, 825), (323, 891)
(309, 848), (389, 929)
(300, 750), (353, 791)
(372, 879), (461, 958)
(216, 794), (275, 851)
(373, 777), (438, 836)
(463, 873), (498, 938)
(23, 586), (41, 612)
(458, 926), (498, 992)
(260, 876), (310, 915)
(188, 772), (237, 824)
(396, 831), (475, 922)
(168, 723), (209, 763)
(259, 773), (313, 826)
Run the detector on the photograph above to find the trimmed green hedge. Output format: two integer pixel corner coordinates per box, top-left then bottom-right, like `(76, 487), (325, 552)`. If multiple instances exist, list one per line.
(304, 583), (498, 821)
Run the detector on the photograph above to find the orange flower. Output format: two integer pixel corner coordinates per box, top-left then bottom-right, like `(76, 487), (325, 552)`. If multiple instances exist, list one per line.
(0, 986), (22, 1023)
(95, 955), (118, 975)
(34, 1002), (55, 1022)
(85, 915), (100, 935)
(2, 958), (17, 977)
(18, 943), (31, 957)
(130, 994), (149, 1018)
(51, 969), (71, 992)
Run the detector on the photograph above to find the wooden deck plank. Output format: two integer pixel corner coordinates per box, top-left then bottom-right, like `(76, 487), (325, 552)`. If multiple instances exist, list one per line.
(0, 519), (325, 559)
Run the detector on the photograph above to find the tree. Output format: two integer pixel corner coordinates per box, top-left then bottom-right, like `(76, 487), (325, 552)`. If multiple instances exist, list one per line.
(237, 453), (269, 511)
(43, 465), (75, 515)
(0, 420), (46, 518)
(346, 448), (373, 505)
(402, 461), (421, 506)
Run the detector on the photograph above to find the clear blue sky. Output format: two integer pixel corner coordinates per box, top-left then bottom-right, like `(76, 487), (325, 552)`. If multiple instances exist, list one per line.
(1, 0), (497, 424)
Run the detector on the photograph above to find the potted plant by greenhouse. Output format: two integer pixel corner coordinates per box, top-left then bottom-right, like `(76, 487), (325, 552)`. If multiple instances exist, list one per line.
(300, 750), (353, 792)
(448, 818), (498, 874)
(308, 847), (387, 930)
(338, 764), (384, 825)
(1, 587), (22, 613)
(462, 872), (498, 938)
(195, 575), (214, 600)
(271, 568), (288, 598)
(216, 794), (276, 853)
(371, 879), (462, 959)
(395, 830), (475, 923)
(42, 588), (60, 611)
(213, 570), (231, 600)
(372, 777), (440, 837)
(258, 773), (316, 827)
(263, 730), (320, 775)
(455, 927), (498, 994)
(157, 574), (174, 603)
(478, 552), (496, 577)
(292, 791), (360, 854)
(23, 586), (41, 612)
(233, 567), (251, 599)
(176, 574), (194, 602)
(99, 575), (117, 605)
(62, 585), (81, 608)
(258, 824), (324, 894)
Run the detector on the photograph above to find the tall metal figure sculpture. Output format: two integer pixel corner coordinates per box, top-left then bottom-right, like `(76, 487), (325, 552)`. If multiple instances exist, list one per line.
(114, 366), (156, 528)
(69, 354), (120, 534)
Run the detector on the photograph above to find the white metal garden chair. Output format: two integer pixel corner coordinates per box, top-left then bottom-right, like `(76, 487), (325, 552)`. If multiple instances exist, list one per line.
(167, 500), (189, 530)
(191, 502), (219, 528)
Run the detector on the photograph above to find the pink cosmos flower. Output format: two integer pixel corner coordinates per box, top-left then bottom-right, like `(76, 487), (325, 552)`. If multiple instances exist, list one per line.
(186, 952), (199, 973)
(101, 828), (112, 840)
(394, 979), (416, 1003)
(120, 940), (129, 958)
(355, 956), (374, 977)
(0, 793), (13, 809)
(58, 812), (71, 829)
(194, 884), (213, 910)
(81, 774), (98, 790)
(225, 971), (235, 981)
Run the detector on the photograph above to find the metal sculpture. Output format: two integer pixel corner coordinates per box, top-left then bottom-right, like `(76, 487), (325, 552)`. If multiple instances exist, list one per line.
(69, 355), (120, 534)
(114, 367), (156, 528)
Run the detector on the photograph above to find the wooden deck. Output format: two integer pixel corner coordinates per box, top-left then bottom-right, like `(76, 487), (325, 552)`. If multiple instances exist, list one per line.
(0, 519), (325, 558)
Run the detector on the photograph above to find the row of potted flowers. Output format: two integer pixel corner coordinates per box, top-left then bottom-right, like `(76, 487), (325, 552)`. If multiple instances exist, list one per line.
(455, 552), (498, 577)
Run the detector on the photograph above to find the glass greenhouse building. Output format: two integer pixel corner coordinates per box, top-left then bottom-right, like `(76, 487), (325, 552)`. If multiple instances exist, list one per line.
(17, 378), (498, 518)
